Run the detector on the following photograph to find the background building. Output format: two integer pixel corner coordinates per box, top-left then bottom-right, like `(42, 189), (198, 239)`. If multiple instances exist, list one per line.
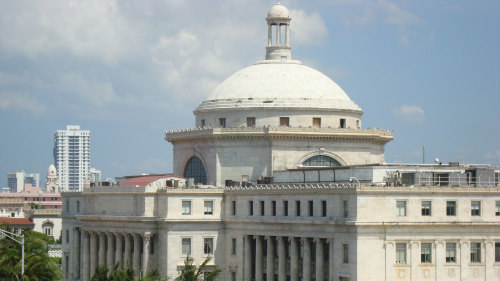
(88, 168), (101, 185)
(7, 170), (24, 193)
(54, 125), (91, 191)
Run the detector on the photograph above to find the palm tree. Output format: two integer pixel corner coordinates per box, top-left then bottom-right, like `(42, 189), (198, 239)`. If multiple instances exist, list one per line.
(175, 255), (221, 281)
(90, 263), (167, 281)
(0, 224), (62, 281)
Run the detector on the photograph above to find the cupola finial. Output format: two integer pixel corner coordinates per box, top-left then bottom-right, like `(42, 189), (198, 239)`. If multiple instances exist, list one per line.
(266, 3), (291, 61)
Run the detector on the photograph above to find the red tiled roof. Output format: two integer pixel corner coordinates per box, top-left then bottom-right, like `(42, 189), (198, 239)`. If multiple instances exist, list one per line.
(0, 217), (34, 225)
(120, 175), (169, 187)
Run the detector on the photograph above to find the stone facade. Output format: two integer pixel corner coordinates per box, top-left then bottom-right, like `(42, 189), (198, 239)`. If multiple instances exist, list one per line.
(62, 183), (500, 281)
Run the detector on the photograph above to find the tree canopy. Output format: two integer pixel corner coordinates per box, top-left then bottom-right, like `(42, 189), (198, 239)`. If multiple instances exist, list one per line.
(0, 223), (62, 281)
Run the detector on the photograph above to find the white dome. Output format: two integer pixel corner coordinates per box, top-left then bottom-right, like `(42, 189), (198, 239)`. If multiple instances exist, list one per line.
(267, 3), (290, 18)
(196, 61), (362, 113)
(48, 164), (57, 176)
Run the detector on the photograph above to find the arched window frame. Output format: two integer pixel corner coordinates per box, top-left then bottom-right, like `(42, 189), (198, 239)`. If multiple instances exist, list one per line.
(298, 151), (346, 167)
(183, 156), (208, 184)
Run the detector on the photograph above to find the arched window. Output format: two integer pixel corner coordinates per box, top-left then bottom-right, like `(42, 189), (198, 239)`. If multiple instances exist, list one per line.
(184, 156), (207, 184)
(302, 155), (341, 167)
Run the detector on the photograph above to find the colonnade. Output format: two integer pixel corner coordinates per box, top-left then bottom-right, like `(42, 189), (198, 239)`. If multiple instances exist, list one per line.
(243, 235), (335, 281)
(71, 228), (152, 281)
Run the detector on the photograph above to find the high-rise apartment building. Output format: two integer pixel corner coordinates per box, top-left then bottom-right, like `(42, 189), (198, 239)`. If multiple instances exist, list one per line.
(24, 173), (40, 188)
(7, 171), (24, 193)
(53, 125), (90, 190)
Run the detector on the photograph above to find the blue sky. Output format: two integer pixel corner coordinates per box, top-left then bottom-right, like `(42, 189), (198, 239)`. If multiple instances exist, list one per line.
(0, 0), (499, 187)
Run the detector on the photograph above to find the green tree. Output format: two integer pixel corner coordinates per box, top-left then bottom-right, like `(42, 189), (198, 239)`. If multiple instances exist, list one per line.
(175, 255), (221, 281)
(0, 224), (62, 281)
(90, 263), (167, 281)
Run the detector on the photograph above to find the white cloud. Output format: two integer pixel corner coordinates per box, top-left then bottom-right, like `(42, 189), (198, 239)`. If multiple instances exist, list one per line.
(0, 91), (47, 115)
(290, 10), (328, 45)
(331, 0), (424, 46)
(392, 105), (425, 124)
(0, 0), (139, 64)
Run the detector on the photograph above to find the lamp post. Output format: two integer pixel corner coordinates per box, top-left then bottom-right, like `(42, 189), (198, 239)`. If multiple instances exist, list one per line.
(0, 229), (24, 276)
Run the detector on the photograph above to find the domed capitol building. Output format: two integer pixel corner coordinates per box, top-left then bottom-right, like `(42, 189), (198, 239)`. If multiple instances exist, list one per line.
(63, 3), (500, 281)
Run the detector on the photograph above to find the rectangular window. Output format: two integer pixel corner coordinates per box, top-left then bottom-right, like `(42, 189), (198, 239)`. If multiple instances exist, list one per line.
(182, 201), (191, 215)
(343, 244), (349, 264)
(246, 117), (256, 127)
(219, 118), (226, 128)
(201, 119), (205, 127)
(397, 201), (406, 216)
(231, 272), (236, 281)
(343, 200), (348, 218)
(232, 200), (236, 216)
(471, 242), (481, 263)
(260, 201), (265, 216)
(447, 201), (457, 216)
(495, 243), (500, 262)
(204, 238), (213, 255)
(66, 201), (70, 212)
(421, 201), (431, 216)
(322, 200), (327, 217)
(283, 200), (288, 216)
(446, 243), (456, 263)
(204, 201), (213, 215)
(340, 118), (346, 128)
(296, 200), (301, 216)
(182, 238), (191, 255)
(471, 201), (481, 216)
(232, 238), (237, 255)
(308, 200), (314, 217)
(76, 201), (80, 213)
(421, 243), (432, 263)
(313, 117), (321, 128)
(249, 201), (253, 216)
(272, 200), (276, 216)
(496, 202), (500, 216)
(66, 230), (69, 243)
(280, 117), (289, 127)
(396, 243), (407, 264)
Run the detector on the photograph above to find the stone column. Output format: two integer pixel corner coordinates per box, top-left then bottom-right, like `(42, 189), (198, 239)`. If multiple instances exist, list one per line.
(459, 240), (469, 281)
(486, 240), (494, 281)
(328, 239), (335, 281)
(285, 25), (290, 46)
(73, 228), (80, 280)
(107, 233), (114, 270)
(158, 230), (168, 276)
(278, 236), (287, 281)
(98, 232), (106, 267)
(435, 240), (445, 280)
(410, 241), (420, 281)
(268, 24), (272, 46)
(89, 232), (97, 277)
(124, 234), (132, 268)
(315, 238), (324, 281)
(277, 24), (281, 46)
(143, 233), (151, 275)
(290, 237), (298, 281)
(133, 233), (141, 276)
(114, 233), (123, 269)
(81, 230), (89, 281)
(244, 235), (252, 281)
(255, 236), (263, 281)
(266, 236), (275, 281)
(302, 238), (311, 281)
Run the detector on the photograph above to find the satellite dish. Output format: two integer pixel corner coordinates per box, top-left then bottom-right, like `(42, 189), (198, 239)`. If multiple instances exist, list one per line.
(434, 158), (440, 163)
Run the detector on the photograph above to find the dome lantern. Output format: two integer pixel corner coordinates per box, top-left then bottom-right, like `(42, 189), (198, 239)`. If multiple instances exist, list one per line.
(266, 3), (292, 61)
